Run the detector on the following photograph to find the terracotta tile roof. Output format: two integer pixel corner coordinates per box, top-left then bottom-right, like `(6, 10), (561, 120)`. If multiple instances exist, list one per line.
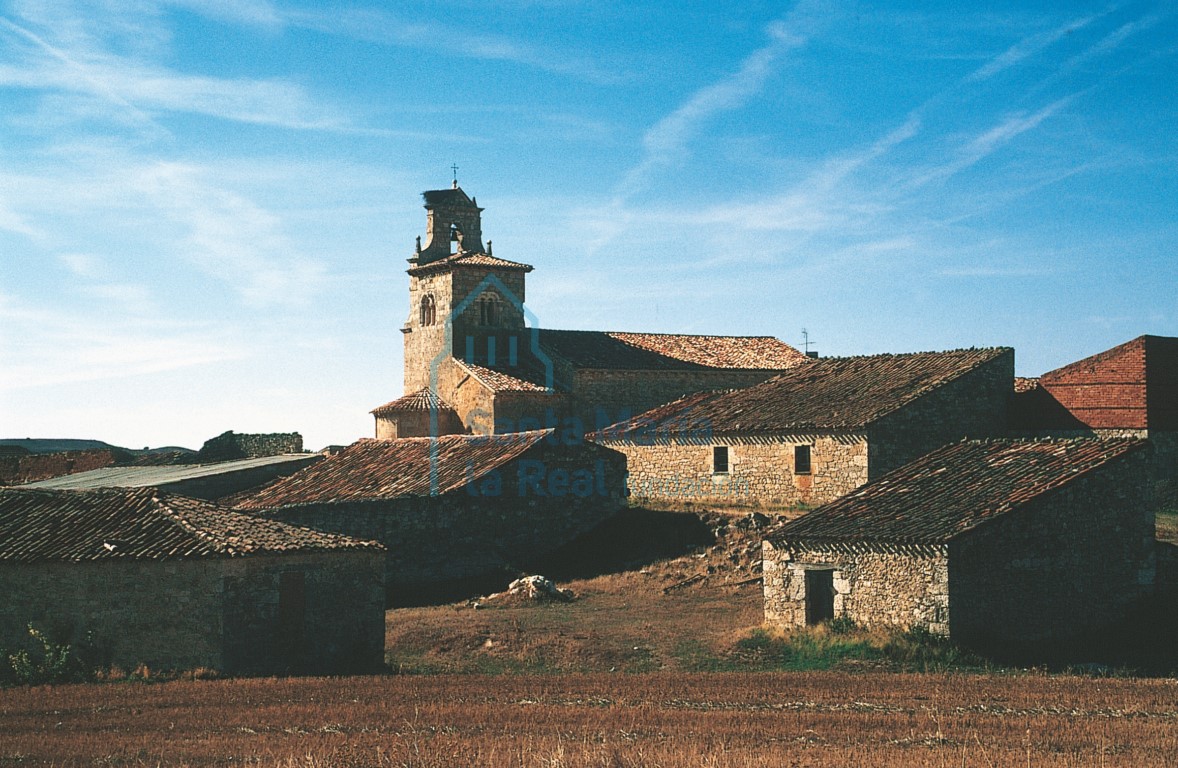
(0, 487), (381, 562)
(1013, 376), (1041, 394)
(408, 251), (533, 276)
(235, 431), (552, 509)
(458, 359), (553, 393)
(371, 388), (459, 416)
(597, 348), (1012, 439)
(771, 438), (1146, 545)
(537, 329), (806, 371)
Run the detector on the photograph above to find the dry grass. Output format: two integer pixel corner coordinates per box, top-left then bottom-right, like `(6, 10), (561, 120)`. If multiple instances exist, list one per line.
(3, 672), (1178, 766)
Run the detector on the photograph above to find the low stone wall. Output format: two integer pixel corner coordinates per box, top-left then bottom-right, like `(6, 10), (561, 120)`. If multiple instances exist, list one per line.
(198, 431), (303, 462)
(763, 541), (949, 634)
(0, 551), (384, 675)
(606, 434), (868, 508)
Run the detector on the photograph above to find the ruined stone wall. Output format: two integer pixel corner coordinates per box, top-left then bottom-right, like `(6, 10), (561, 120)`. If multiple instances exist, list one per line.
(198, 431), (303, 462)
(606, 434), (868, 508)
(261, 441), (627, 595)
(0, 551), (384, 674)
(950, 448), (1155, 645)
(762, 541), (950, 634)
(0, 449), (119, 485)
(867, 350), (1012, 478)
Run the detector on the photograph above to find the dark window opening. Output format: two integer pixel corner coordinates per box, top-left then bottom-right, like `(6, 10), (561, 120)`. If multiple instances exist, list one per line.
(804, 568), (835, 625)
(713, 445), (729, 474)
(420, 294), (436, 327)
(794, 444), (812, 475)
(478, 294), (500, 326)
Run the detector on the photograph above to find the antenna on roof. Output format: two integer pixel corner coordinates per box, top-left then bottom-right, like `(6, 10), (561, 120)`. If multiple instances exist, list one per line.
(802, 328), (819, 359)
(451, 163), (459, 188)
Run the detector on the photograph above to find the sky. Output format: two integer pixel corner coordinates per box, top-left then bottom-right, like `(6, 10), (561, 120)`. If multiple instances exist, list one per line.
(1, 0), (1175, 451)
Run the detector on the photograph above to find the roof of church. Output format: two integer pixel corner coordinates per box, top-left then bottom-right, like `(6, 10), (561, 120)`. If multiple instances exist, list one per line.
(458, 360), (552, 392)
(0, 487), (381, 562)
(408, 251), (533, 276)
(770, 437), (1146, 545)
(235, 431), (552, 508)
(595, 347), (1011, 440)
(538, 329), (807, 371)
(422, 187), (478, 207)
(370, 388), (458, 416)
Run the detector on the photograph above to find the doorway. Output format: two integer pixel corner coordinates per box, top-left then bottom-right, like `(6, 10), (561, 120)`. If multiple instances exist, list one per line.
(804, 568), (835, 625)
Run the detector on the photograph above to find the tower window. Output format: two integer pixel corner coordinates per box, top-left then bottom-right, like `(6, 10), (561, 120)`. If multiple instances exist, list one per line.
(420, 294), (436, 327)
(713, 445), (729, 474)
(794, 444), (812, 475)
(478, 293), (501, 326)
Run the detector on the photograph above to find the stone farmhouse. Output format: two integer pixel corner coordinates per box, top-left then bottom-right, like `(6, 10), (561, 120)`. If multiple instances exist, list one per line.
(372, 183), (809, 440)
(592, 347), (1013, 508)
(763, 438), (1155, 645)
(0, 487), (384, 674)
(235, 430), (626, 600)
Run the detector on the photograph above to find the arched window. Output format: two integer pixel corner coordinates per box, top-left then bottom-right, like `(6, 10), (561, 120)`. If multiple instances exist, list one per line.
(478, 293), (500, 326)
(420, 294), (436, 327)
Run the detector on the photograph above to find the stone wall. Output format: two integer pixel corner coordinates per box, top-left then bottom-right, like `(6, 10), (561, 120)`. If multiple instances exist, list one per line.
(198, 431), (303, 462)
(763, 541), (950, 633)
(403, 270), (453, 392)
(260, 440), (627, 597)
(375, 408), (466, 439)
(0, 449), (118, 485)
(570, 368), (782, 435)
(0, 551), (384, 674)
(610, 434), (868, 509)
(950, 448), (1155, 645)
(866, 349), (1012, 478)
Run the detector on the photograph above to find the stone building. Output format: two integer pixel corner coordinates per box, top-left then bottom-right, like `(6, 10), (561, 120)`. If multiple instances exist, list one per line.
(592, 348), (1013, 508)
(235, 430), (627, 599)
(0, 487), (384, 674)
(375, 183), (808, 439)
(1011, 334), (1178, 502)
(763, 438), (1155, 645)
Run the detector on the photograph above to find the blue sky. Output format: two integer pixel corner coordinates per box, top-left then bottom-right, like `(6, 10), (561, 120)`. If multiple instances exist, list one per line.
(1, 0), (1175, 450)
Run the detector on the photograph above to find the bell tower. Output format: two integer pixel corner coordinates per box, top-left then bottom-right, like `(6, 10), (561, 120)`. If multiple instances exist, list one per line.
(411, 182), (485, 267)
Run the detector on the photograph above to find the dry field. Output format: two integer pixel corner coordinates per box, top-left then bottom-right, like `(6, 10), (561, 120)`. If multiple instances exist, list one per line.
(2, 672), (1178, 766)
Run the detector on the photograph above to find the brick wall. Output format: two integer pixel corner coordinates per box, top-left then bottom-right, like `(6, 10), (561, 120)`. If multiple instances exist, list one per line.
(0, 449), (118, 486)
(1039, 337), (1148, 429)
(762, 542), (950, 634)
(609, 434), (868, 509)
(0, 551), (384, 674)
(949, 448), (1154, 645)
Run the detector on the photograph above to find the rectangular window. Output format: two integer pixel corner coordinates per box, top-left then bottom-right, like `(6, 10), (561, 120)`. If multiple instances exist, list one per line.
(794, 444), (812, 475)
(712, 445), (729, 474)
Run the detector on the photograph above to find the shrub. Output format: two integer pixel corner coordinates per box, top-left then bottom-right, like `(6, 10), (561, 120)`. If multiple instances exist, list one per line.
(4, 624), (94, 686)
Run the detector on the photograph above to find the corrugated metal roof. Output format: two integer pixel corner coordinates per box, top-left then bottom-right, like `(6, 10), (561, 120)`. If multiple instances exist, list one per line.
(771, 438), (1147, 545)
(596, 348), (1011, 438)
(0, 487), (382, 562)
(21, 454), (319, 491)
(235, 431), (551, 509)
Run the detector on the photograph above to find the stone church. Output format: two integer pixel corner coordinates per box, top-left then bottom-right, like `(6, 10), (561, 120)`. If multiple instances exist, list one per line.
(372, 183), (809, 438)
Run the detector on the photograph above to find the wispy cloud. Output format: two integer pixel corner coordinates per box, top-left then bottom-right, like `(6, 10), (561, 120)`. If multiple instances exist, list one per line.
(133, 163), (327, 307)
(966, 11), (1105, 82)
(616, 16), (814, 199)
(0, 11), (352, 133)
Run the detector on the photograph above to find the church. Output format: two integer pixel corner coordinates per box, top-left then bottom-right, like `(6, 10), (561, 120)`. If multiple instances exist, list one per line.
(371, 182), (809, 439)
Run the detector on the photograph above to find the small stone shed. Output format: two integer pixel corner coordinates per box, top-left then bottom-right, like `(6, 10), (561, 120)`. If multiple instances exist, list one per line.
(763, 438), (1155, 645)
(0, 487), (385, 675)
(593, 348), (1013, 508)
(235, 430), (627, 597)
